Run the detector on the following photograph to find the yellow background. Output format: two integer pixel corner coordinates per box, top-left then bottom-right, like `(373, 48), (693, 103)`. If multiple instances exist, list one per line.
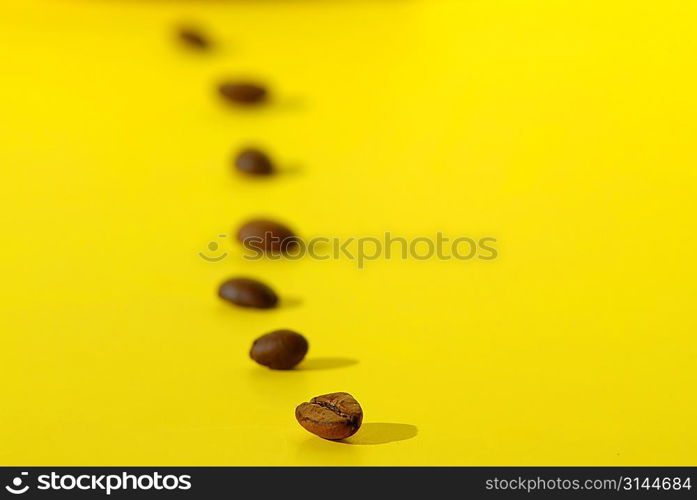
(1, 0), (695, 465)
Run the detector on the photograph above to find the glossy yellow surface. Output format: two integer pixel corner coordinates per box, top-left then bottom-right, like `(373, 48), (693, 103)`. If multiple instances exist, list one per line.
(1, 0), (695, 465)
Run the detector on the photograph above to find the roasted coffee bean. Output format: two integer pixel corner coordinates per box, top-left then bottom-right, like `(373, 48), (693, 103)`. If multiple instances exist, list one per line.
(250, 330), (308, 370)
(235, 148), (274, 176)
(218, 277), (278, 309)
(178, 27), (210, 50)
(236, 219), (298, 253)
(218, 81), (268, 105)
(295, 392), (363, 440)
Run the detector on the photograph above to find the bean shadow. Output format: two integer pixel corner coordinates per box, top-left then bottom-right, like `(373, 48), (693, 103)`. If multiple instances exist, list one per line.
(342, 423), (418, 445)
(276, 163), (304, 177)
(216, 94), (307, 115)
(231, 163), (303, 181)
(280, 296), (304, 308)
(297, 357), (358, 371)
(271, 95), (307, 112)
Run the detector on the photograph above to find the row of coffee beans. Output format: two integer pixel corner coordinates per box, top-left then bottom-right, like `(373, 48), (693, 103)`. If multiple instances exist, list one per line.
(178, 26), (363, 440)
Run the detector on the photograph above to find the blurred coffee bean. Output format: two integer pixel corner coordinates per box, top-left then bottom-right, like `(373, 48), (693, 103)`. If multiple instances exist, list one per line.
(236, 219), (297, 253)
(250, 329), (308, 370)
(235, 148), (274, 176)
(178, 27), (210, 50)
(219, 81), (268, 105)
(218, 277), (278, 309)
(295, 392), (363, 440)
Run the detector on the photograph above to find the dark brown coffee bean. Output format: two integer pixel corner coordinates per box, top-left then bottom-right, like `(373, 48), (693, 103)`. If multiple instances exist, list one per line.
(178, 28), (210, 50)
(250, 330), (308, 370)
(236, 219), (298, 254)
(295, 392), (363, 440)
(235, 148), (274, 176)
(218, 81), (268, 105)
(218, 277), (278, 309)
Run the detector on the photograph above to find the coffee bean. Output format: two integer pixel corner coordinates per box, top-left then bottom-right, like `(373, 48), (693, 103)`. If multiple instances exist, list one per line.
(236, 219), (298, 253)
(218, 277), (278, 309)
(250, 330), (308, 370)
(295, 392), (363, 440)
(218, 81), (268, 105)
(235, 148), (274, 176)
(178, 27), (210, 50)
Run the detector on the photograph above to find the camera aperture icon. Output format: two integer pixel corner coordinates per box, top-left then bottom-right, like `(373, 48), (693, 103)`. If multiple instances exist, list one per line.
(5, 472), (29, 494)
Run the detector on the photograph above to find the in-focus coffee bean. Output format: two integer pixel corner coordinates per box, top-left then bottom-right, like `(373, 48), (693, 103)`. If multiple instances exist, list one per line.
(178, 27), (210, 50)
(250, 330), (308, 370)
(295, 392), (363, 440)
(218, 277), (278, 309)
(236, 219), (297, 253)
(218, 81), (268, 105)
(235, 148), (274, 176)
